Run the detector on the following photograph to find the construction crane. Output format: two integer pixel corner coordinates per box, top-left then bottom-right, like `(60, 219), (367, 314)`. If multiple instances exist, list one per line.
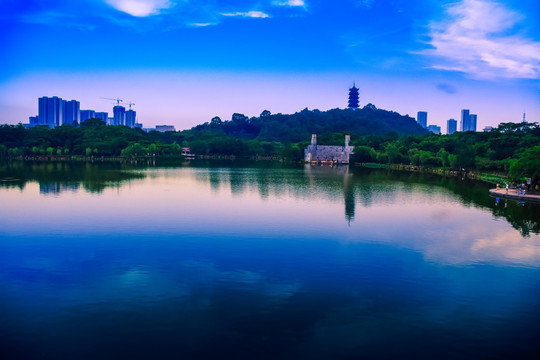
(100, 97), (123, 106)
(126, 102), (135, 109)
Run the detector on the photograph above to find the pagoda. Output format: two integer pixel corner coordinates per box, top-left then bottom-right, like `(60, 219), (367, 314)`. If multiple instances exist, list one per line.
(348, 82), (359, 109)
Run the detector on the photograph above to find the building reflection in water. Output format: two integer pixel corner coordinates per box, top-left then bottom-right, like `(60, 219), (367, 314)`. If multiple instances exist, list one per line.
(343, 168), (355, 224)
(39, 183), (80, 195)
(304, 164), (355, 224)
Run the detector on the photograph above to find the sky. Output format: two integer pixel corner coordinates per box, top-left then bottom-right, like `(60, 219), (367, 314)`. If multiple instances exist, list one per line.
(1, 0), (539, 132)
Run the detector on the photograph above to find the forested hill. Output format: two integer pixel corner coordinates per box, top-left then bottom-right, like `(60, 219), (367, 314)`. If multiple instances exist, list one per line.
(192, 105), (427, 143)
(0, 105), (425, 159)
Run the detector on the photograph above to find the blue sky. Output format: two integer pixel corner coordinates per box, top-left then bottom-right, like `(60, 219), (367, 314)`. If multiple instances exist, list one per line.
(1, 0), (539, 132)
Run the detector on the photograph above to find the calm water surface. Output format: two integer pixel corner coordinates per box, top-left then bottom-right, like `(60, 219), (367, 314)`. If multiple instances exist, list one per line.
(1, 161), (540, 359)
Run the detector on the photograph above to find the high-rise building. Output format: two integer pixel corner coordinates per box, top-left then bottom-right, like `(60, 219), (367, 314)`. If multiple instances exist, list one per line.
(447, 118), (457, 134)
(63, 100), (80, 125)
(80, 110), (96, 123)
(94, 112), (108, 124)
(39, 96), (64, 128)
(427, 125), (441, 134)
(469, 114), (477, 132)
(460, 109), (470, 131)
(348, 83), (359, 109)
(31, 96), (136, 128)
(113, 105), (126, 126)
(125, 109), (136, 128)
(417, 111), (427, 128)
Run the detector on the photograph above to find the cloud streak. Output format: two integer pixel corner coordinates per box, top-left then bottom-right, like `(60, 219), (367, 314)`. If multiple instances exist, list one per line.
(105, 0), (173, 17)
(273, 0), (305, 7)
(221, 11), (270, 18)
(18, 10), (97, 30)
(422, 0), (540, 80)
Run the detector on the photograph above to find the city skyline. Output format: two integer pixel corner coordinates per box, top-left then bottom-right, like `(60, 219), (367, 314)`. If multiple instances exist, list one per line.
(1, 0), (539, 131)
(31, 96), (139, 128)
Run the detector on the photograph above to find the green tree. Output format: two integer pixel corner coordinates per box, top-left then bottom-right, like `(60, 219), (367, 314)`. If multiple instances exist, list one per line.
(509, 145), (540, 184)
(121, 143), (147, 157)
(260, 110), (271, 118)
(437, 148), (450, 167)
(147, 143), (159, 156)
(81, 118), (106, 128)
(384, 143), (401, 164)
(408, 148), (420, 165)
(210, 116), (222, 126)
(448, 154), (459, 169)
(352, 146), (376, 163)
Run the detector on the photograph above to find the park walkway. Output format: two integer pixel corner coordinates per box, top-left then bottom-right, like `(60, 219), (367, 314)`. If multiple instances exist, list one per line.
(489, 188), (540, 203)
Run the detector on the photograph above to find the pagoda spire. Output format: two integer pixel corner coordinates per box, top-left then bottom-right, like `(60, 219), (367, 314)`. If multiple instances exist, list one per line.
(348, 82), (359, 109)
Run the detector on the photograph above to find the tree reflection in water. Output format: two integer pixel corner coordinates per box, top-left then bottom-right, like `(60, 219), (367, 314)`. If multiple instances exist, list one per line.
(1, 160), (538, 235)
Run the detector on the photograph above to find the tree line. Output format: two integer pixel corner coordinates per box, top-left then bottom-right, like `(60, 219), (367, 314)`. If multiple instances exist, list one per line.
(348, 122), (540, 184)
(1, 107), (538, 183)
(0, 119), (184, 159)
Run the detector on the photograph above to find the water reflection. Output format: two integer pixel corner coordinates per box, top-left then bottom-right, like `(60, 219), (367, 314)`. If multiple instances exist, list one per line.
(2, 161), (540, 359)
(39, 183), (80, 195)
(1, 161), (539, 237)
(343, 171), (355, 224)
(0, 161), (144, 193)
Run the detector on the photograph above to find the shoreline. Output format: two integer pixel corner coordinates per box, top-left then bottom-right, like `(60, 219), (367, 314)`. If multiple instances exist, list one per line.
(356, 162), (509, 184)
(0, 157), (519, 187)
(489, 188), (540, 203)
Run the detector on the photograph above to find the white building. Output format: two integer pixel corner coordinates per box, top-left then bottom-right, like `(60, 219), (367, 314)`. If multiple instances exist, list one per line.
(304, 134), (354, 164)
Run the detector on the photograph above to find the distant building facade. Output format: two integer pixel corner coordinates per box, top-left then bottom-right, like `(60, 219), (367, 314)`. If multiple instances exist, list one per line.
(113, 105), (126, 126)
(39, 96), (63, 128)
(94, 112), (108, 123)
(29, 116), (39, 126)
(155, 125), (176, 132)
(304, 134), (354, 164)
(427, 125), (441, 134)
(80, 110), (96, 123)
(469, 114), (477, 132)
(63, 100), (80, 125)
(125, 109), (136, 128)
(348, 83), (359, 109)
(417, 111), (427, 128)
(460, 109), (469, 131)
(447, 118), (457, 134)
(460, 109), (477, 132)
(28, 96), (142, 129)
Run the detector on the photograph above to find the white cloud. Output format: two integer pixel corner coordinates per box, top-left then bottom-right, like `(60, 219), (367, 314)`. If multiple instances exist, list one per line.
(273, 0), (305, 7)
(189, 22), (216, 27)
(18, 11), (96, 30)
(421, 0), (540, 80)
(105, 0), (173, 17)
(472, 230), (540, 265)
(221, 11), (270, 18)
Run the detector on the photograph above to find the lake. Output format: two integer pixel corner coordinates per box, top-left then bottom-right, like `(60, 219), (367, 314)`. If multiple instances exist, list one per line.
(1, 161), (539, 359)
